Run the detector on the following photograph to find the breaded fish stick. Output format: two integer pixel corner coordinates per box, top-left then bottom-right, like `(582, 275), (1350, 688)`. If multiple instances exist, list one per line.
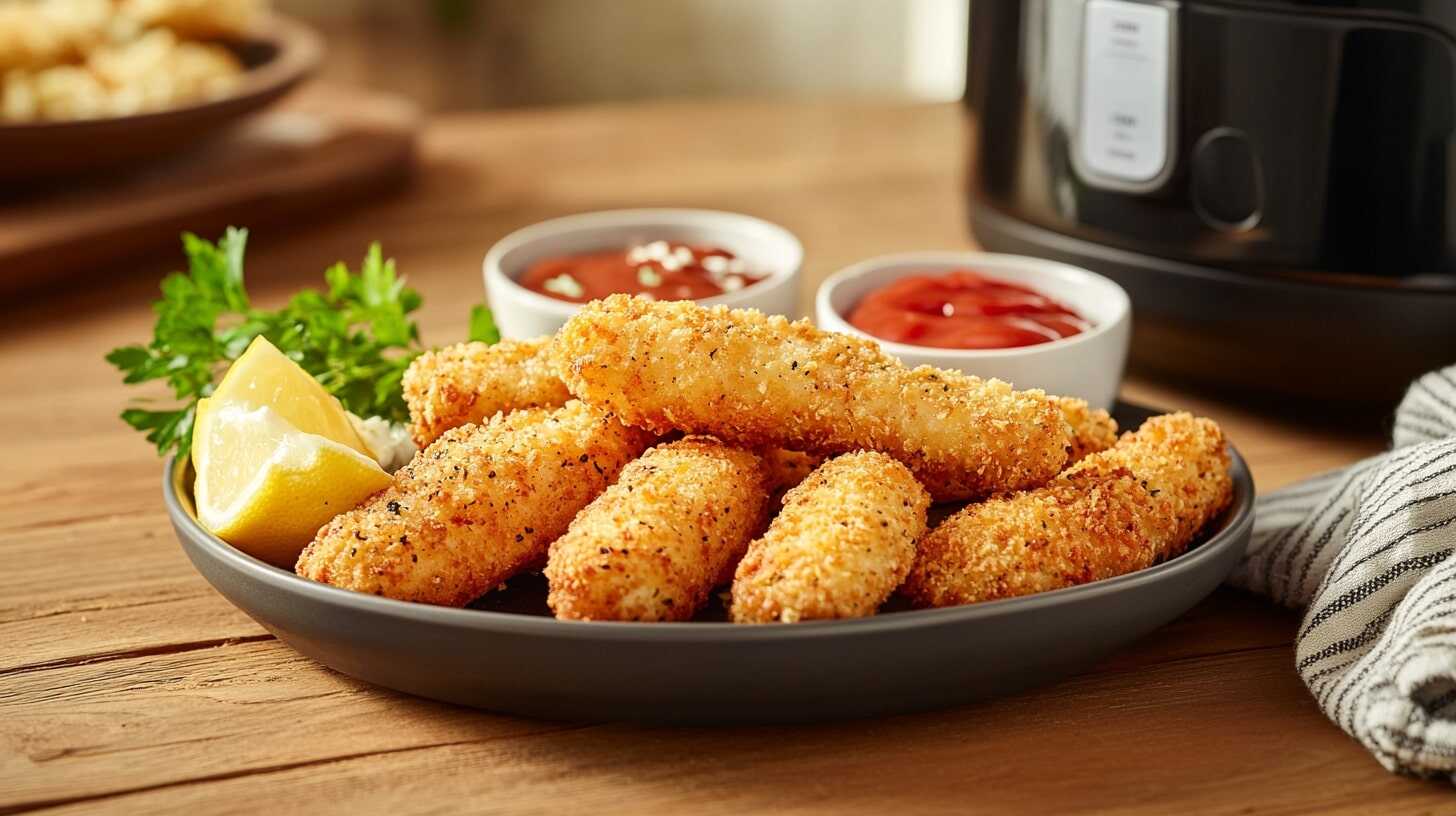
(754, 404), (1104, 495)
(545, 437), (770, 622)
(402, 338), (572, 447)
(1057, 397), (1118, 465)
(732, 451), (930, 623)
(902, 413), (1232, 608)
(403, 339), (826, 491)
(550, 295), (1071, 502)
(296, 401), (653, 606)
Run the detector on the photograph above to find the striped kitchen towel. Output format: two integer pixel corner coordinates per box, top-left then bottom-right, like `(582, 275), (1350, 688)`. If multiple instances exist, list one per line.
(1230, 364), (1456, 780)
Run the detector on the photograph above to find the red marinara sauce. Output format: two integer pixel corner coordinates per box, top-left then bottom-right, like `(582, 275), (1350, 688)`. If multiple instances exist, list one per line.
(847, 270), (1091, 350)
(519, 241), (764, 303)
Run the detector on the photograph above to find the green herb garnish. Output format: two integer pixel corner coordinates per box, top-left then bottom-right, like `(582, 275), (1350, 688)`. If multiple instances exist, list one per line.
(468, 303), (501, 345)
(107, 228), (497, 457)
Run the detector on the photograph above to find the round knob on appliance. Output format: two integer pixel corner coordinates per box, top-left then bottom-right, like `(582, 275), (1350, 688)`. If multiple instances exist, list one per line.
(1191, 128), (1262, 231)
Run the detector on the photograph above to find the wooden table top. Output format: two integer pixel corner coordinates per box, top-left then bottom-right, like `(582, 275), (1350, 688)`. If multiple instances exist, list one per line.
(3, 99), (1444, 814)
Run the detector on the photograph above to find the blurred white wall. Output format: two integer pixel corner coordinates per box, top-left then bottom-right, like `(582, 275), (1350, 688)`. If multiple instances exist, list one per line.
(280, 0), (969, 109)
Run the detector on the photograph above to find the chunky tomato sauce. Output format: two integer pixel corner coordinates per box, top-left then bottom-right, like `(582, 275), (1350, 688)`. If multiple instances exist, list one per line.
(847, 270), (1090, 350)
(519, 241), (764, 303)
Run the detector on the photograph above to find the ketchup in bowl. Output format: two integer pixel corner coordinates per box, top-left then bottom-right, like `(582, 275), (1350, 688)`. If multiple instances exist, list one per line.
(847, 270), (1091, 350)
(520, 241), (764, 304)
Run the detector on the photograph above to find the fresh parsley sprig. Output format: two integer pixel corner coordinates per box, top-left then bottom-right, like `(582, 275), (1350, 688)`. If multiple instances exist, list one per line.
(107, 228), (500, 457)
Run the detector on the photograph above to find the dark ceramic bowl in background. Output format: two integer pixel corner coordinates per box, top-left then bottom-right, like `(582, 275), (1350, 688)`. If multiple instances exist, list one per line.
(165, 403), (1255, 724)
(0, 15), (322, 181)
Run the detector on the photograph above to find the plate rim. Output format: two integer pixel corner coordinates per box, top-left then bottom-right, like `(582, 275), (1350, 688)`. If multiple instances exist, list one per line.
(165, 407), (1256, 642)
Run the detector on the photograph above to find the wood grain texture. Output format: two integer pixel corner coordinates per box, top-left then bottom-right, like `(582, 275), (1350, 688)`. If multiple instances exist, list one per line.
(0, 83), (418, 296)
(0, 99), (1425, 815)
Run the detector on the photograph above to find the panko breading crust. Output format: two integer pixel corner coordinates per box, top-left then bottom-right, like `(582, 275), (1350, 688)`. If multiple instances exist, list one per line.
(546, 436), (770, 622)
(402, 336), (820, 488)
(295, 401), (653, 606)
(731, 451), (930, 623)
(550, 295), (1072, 502)
(1057, 397), (1118, 465)
(902, 413), (1233, 607)
(759, 447), (824, 493)
(403, 338), (572, 448)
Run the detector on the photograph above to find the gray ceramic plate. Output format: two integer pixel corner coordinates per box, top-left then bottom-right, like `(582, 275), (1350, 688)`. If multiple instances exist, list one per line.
(166, 403), (1254, 724)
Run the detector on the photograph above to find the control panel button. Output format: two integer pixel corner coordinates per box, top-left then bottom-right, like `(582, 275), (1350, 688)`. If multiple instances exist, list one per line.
(1192, 128), (1262, 230)
(1078, 0), (1174, 186)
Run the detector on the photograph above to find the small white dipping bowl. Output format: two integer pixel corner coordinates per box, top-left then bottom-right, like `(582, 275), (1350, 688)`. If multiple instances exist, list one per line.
(484, 209), (802, 339)
(816, 252), (1131, 409)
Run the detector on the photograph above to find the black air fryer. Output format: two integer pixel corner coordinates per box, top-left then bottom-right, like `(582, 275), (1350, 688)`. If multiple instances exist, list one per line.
(968, 0), (1456, 401)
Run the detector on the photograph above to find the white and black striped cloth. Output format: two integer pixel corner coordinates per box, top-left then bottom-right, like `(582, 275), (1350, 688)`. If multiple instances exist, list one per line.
(1231, 365), (1456, 780)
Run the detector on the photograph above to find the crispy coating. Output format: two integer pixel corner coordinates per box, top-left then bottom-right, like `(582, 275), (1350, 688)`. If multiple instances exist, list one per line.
(545, 437), (770, 622)
(296, 401), (653, 606)
(403, 338), (572, 447)
(1057, 397), (1118, 464)
(731, 451), (930, 623)
(402, 338), (824, 486)
(550, 295), (1071, 502)
(760, 447), (825, 492)
(902, 413), (1233, 608)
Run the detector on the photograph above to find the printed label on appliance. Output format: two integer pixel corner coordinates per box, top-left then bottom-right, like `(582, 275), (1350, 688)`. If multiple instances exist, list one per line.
(1079, 0), (1172, 184)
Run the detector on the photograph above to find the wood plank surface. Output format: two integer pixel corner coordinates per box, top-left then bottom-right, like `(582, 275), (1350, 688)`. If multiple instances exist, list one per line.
(0, 99), (1430, 815)
(0, 83), (418, 297)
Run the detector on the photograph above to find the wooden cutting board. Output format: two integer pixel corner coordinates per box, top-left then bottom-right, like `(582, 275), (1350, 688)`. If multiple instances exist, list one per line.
(0, 83), (418, 296)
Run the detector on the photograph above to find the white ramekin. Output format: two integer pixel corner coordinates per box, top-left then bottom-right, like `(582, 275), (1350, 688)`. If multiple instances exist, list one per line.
(815, 252), (1131, 409)
(483, 209), (802, 339)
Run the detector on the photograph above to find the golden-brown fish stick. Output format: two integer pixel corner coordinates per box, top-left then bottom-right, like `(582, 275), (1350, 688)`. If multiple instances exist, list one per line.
(296, 401), (653, 606)
(1057, 397), (1118, 464)
(403, 339), (823, 489)
(732, 451), (930, 623)
(550, 295), (1071, 502)
(403, 338), (572, 447)
(902, 413), (1232, 608)
(546, 437), (770, 622)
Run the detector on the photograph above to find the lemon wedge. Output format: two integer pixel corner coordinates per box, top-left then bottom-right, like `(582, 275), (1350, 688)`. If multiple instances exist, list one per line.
(192, 398), (392, 568)
(211, 336), (375, 460)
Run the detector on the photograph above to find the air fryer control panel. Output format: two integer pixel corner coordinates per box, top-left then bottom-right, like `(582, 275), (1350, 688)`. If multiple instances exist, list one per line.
(1078, 0), (1175, 188)
(969, 0), (1456, 281)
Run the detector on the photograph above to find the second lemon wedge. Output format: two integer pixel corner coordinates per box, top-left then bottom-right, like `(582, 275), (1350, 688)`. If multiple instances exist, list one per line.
(193, 397), (392, 567)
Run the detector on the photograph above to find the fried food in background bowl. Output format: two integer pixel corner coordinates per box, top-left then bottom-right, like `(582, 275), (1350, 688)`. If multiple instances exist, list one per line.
(0, 0), (320, 179)
(1, 0), (263, 122)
